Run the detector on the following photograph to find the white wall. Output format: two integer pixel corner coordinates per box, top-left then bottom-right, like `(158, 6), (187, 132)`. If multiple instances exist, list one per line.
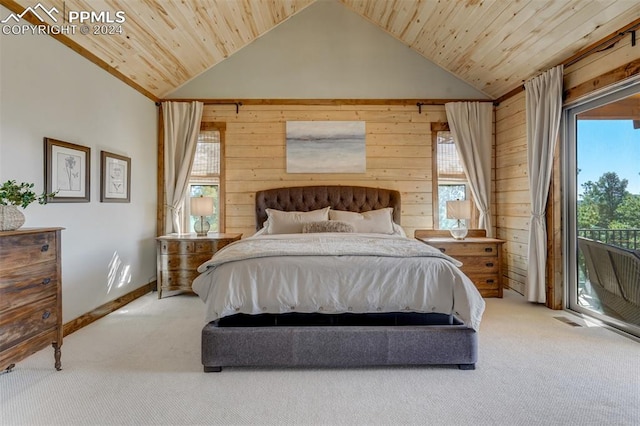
(0, 9), (158, 322)
(167, 0), (489, 100)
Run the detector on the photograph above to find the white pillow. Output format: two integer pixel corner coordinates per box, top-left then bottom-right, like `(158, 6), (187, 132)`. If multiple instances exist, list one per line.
(265, 207), (330, 234)
(328, 208), (395, 234)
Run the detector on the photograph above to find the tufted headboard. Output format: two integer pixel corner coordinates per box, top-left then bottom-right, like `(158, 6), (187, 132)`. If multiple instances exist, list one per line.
(255, 185), (401, 231)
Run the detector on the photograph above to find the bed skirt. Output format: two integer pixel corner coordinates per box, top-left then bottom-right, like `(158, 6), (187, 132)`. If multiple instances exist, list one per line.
(201, 313), (478, 371)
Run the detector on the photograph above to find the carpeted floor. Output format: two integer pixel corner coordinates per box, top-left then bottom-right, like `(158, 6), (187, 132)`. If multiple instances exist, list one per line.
(1, 290), (638, 425)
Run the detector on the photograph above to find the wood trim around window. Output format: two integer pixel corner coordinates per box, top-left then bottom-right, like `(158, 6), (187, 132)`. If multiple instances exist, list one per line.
(431, 122), (449, 228)
(200, 122), (227, 232)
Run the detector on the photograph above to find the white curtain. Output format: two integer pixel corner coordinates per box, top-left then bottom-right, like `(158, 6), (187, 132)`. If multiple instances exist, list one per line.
(524, 65), (564, 303)
(162, 101), (203, 234)
(445, 102), (494, 237)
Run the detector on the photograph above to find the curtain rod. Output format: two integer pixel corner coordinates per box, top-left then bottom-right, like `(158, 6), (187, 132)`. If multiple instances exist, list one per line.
(156, 101), (243, 113)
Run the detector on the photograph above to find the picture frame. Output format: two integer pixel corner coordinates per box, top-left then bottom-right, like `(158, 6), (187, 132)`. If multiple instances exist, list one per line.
(44, 137), (90, 203)
(100, 151), (131, 203)
(286, 121), (366, 173)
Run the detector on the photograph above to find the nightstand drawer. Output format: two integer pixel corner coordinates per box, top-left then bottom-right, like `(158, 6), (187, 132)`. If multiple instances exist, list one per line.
(159, 270), (201, 289)
(466, 274), (500, 290)
(160, 241), (196, 255)
(160, 253), (212, 271)
(458, 256), (499, 274)
(431, 243), (499, 257)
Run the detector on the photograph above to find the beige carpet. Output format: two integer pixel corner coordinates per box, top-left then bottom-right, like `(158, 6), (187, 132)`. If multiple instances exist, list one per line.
(1, 290), (639, 425)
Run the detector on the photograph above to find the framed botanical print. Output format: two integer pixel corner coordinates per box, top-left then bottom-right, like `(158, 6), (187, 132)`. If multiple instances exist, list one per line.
(44, 137), (90, 203)
(100, 151), (131, 203)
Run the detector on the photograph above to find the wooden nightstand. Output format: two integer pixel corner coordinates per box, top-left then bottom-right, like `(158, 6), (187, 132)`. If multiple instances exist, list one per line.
(415, 230), (505, 298)
(156, 233), (241, 299)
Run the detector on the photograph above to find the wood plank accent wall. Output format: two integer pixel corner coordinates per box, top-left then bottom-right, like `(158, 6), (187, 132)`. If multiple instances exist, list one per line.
(495, 30), (640, 300)
(495, 91), (528, 296)
(201, 103), (447, 238)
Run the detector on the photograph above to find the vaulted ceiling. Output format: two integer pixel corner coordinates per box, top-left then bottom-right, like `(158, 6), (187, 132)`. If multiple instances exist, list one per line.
(3, 0), (639, 100)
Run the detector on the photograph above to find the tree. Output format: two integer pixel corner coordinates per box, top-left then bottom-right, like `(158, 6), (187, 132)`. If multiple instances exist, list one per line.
(578, 172), (629, 229)
(611, 194), (640, 229)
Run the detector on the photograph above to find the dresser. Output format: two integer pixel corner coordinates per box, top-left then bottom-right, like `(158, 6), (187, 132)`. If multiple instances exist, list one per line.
(415, 229), (505, 298)
(156, 233), (242, 299)
(0, 227), (64, 372)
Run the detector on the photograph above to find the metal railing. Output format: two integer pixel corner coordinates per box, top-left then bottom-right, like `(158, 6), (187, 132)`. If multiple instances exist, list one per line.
(578, 229), (640, 251)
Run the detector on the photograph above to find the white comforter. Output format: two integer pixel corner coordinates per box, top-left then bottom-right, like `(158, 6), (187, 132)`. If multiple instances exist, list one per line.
(192, 233), (485, 331)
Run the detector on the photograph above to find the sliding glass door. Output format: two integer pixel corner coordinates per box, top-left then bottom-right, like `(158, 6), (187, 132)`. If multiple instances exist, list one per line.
(564, 80), (640, 337)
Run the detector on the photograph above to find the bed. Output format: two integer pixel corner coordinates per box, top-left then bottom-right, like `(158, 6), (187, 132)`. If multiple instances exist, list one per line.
(192, 185), (485, 371)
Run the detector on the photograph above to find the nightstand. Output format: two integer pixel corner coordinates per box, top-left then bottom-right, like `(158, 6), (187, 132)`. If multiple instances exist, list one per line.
(156, 233), (241, 299)
(415, 230), (505, 298)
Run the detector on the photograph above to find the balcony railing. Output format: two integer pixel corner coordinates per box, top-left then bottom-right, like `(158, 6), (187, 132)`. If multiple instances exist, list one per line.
(578, 229), (640, 251)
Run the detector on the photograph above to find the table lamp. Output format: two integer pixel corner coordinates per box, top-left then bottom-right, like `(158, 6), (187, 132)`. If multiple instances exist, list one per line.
(446, 199), (472, 240)
(190, 196), (214, 236)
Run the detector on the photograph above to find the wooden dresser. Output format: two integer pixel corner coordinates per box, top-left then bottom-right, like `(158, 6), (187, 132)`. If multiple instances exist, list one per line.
(0, 227), (64, 372)
(415, 229), (505, 298)
(156, 233), (242, 299)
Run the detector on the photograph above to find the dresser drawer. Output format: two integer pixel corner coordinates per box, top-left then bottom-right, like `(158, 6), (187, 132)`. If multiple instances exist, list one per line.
(0, 231), (57, 269)
(0, 262), (58, 311)
(0, 296), (58, 352)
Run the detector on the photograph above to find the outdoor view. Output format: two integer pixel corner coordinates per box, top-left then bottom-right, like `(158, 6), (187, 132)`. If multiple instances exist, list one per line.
(187, 131), (220, 233)
(576, 96), (640, 329)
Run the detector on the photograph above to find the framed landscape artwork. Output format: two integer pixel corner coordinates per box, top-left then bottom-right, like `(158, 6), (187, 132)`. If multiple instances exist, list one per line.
(100, 151), (131, 203)
(286, 121), (366, 173)
(44, 137), (90, 203)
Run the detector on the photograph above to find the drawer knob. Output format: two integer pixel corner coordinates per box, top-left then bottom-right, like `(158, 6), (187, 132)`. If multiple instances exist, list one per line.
(42, 278), (51, 285)
(41, 244), (49, 252)
(486, 279), (495, 284)
(439, 248), (446, 253)
(42, 311), (51, 320)
(484, 247), (493, 253)
(486, 262), (494, 267)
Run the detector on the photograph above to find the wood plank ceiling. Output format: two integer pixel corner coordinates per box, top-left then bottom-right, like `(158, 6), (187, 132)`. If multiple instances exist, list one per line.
(3, 0), (639, 100)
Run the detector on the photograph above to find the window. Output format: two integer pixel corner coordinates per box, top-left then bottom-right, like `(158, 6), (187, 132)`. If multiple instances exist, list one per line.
(183, 129), (222, 233)
(433, 129), (471, 229)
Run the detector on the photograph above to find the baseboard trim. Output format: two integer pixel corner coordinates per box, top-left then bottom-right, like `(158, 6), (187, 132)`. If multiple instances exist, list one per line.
(63, 282), (156, 337)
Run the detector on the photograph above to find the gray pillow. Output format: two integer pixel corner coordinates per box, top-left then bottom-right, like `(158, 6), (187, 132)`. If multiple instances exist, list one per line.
(302, 220), (355, 233)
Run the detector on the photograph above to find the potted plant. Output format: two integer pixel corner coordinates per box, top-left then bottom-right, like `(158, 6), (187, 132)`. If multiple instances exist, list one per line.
(0, 180), (56, 231)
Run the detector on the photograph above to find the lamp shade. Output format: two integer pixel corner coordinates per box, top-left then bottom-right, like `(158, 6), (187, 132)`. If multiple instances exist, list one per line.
(190, 196), (214, 216)
(446, 199), (472, 220)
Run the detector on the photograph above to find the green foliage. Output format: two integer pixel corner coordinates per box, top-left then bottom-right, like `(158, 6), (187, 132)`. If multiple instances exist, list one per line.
(0, 180), (56, 209)
(578, 172), (630, 229)
(577, 201), (600, 229)
(614, 194), (640, 228)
